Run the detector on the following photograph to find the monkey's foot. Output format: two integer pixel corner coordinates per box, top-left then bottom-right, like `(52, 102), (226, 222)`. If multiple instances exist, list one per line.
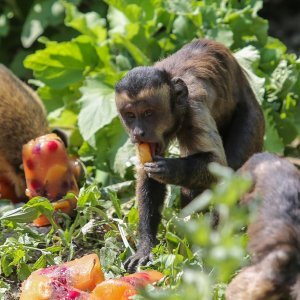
(124, 251), (153, 273)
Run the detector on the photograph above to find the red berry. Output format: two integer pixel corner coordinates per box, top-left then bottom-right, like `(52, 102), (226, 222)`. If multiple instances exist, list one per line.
(26, 159), (34, 170)
(67, 290), (81, 299)
(47, 141), (58, 152)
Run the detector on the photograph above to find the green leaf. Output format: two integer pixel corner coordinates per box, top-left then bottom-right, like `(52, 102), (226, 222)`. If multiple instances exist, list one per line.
(113, 139), (135, 177)
(234, 45), (265, 103)
(263, 110), (284, 154)
(0, 206), (39, 223)
(9, 249), (25, 267)
(65, 3), (107, 42)
(206, 25), (234, 48)
(108, 190), (122, 219)
(93, 117), (128, 173)
(21, 0), (64, 48)
(24, 36), (99, 89)
(104, 0), (142, 22)
(17, 262), (32, 281)
(78, 76), (117, 142)
(0, 14), (9, 37)
(77, 184), (101, 208)
(33, 255), (47, 270)
(172, 16), (197, 45)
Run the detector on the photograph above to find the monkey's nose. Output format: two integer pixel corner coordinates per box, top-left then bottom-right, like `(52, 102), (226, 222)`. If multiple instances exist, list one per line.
(132, 131), (145, 143)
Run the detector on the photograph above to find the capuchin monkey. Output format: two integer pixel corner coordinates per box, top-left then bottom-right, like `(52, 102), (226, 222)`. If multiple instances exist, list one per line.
(0, 64), (49, 197)
(115, 39), (265, 272)
(226, 153), (300, 300)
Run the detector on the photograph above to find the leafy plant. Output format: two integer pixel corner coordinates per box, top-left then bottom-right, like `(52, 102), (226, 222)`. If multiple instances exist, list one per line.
(0, 0), (299, 298)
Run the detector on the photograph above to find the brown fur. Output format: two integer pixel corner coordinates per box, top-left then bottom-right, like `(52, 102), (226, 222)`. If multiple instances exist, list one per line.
(226, 153), (300, 300)
(0, 64), (49, 196)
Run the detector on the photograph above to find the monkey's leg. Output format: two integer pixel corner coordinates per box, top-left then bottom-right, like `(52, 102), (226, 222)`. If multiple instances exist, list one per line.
(223, 101), (264, 170)
(226, 245), (298, 300)
(180, 187), (203, 206)
(124, 168), (167, 273)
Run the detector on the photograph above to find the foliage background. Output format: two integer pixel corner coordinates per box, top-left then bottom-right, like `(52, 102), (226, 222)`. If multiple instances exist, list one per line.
(0, 0), (299, 298)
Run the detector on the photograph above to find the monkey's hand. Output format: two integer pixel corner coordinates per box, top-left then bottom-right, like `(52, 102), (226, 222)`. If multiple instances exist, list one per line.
(144, 157), (184, 185)
(124, 246), (153, 273)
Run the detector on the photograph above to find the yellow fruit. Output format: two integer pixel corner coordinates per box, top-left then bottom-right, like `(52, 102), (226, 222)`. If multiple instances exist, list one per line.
(137, 143), (152, 164)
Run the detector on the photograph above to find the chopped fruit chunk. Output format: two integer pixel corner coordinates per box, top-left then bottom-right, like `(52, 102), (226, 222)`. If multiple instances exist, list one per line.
(91, 279), (137, 300)
(121, 270), (164, 287)
(36, 254), (104, 291)
(20, 254), (104, 299)
(136, 143), (152, 164)
(20, 273), (91, 300)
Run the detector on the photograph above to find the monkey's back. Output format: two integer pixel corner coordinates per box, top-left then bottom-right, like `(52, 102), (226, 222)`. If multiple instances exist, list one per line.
(156, 39), (264, 168)
(0, 65), (49, 169)
(155, 39), (257, 124)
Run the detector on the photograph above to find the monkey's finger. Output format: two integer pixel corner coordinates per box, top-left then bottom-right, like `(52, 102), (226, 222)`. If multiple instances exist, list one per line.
(144, 165), (165, 175)
(144, 160), (167, 169)
(152, 155), (165, 161)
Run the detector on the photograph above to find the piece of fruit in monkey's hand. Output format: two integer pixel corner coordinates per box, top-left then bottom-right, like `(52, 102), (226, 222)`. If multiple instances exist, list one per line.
(22, 133), (79, 226)
(136, 143), (153, 164)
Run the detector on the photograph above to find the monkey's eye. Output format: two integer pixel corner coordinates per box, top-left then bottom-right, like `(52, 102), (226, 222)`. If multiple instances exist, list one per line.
(125, 112), (136, 119)
(144, 110), (153, 117)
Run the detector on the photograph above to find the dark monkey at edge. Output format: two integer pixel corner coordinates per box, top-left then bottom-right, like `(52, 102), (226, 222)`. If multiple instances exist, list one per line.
(115, 39), (265, 272)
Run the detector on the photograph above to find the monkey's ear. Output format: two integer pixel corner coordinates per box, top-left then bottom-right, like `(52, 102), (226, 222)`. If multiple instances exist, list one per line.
(171, 77), (188, 105)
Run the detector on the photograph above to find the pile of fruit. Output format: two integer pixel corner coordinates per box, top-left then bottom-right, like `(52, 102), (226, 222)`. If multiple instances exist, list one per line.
(20, 253), (163, 299)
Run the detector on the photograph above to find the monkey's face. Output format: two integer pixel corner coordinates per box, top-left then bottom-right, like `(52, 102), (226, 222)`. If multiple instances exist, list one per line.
(115, 85), (177, 156)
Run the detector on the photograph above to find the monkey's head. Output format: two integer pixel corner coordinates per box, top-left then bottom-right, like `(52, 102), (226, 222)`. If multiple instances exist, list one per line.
(115, 66), (188, 156)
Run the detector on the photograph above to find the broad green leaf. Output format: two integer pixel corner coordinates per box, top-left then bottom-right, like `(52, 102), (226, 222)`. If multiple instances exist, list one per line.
(234, 45), (265, 103)
(79, 117), (128, 174)
(172, 16), (197, 45)
(206, 25), (234, 48)
(113, 139), (135, 177)
(65, 3), (107, 42)
(24, 36), (99, 88)
(0, 207), (39, 223)
(78, 76), (117, 142)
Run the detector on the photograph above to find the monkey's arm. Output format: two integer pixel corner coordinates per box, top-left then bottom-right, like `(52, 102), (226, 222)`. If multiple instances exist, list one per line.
(144, 152), (218, 189)
(124, 167), (167, 273)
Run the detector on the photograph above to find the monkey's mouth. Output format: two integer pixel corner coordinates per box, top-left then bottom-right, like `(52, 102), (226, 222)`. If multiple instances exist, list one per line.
(149, 143), (162, 157)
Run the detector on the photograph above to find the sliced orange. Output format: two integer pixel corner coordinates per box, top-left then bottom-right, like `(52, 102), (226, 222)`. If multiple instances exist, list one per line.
(136, 143), (152, 164)
(121, 270), (164, 287)
(91, 279), (137, 300)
